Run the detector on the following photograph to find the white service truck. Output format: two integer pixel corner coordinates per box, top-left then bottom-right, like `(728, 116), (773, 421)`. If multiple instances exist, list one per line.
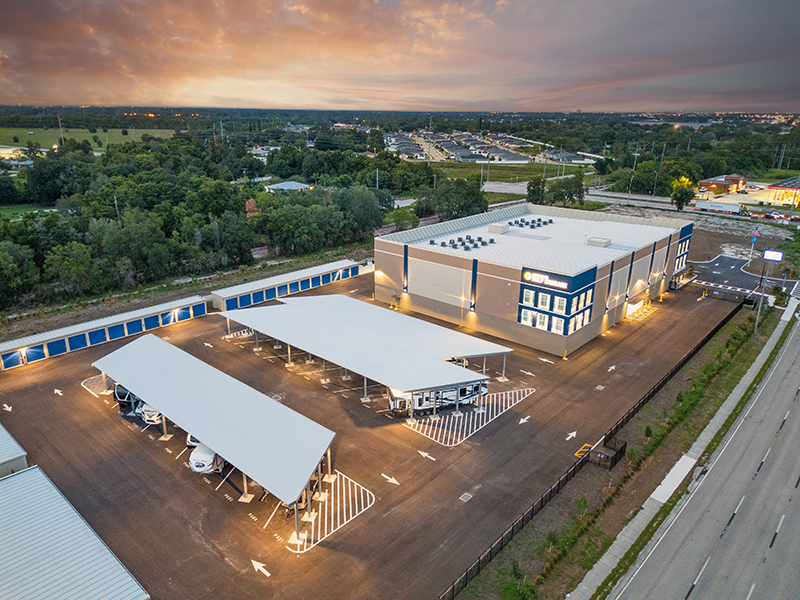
(694, 200), (750, 216)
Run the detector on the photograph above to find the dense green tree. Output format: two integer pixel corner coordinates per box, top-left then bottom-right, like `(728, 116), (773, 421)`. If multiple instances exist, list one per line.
(526, 176), (547, 205)
(384, 207), (420, 231)
(0, 241), (39, 305)
(43, 241), (101, 296)
(421, 178), (487, 221)
(671, 184), (695, 211)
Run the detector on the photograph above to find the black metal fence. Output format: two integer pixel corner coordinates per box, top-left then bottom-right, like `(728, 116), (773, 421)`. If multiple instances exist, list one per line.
(437, 300), (743, 600)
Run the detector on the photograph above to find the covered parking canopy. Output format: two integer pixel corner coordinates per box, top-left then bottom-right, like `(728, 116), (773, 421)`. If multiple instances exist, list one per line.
(225, 295), (512, 393)
(93, 335), (335, 505)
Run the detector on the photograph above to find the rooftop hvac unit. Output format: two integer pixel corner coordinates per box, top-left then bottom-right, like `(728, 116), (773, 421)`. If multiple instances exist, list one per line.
(465, 246), (471, 251)
(514, 220), (519, 224)
(541, 221), (548, 225)
(489, 238), (495, 243)
(537, 218), (542, 222)
(508, 221), (513, 226)
(466, 235), (472, 240)
(482, 240), (488, 246)
(587, 237), (612, 247)
(450, 239), (455, 244)
(458, 237), (463, 242)
(529, 224), (536, 229)
(441, 242), (447, 247)
(429, 239), (436, 245)
(549, 219), (553, 223)
(489, 223), (509, 234)
(477, 236), (483, 241)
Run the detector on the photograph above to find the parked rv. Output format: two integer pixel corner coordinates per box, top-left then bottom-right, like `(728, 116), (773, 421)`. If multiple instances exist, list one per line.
(189, 443), (225, 474)
(388, 382), (487, 416)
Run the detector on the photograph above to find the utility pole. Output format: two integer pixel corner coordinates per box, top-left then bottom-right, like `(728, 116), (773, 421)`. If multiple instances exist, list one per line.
(777, 144), (786, 170)
(376, 168), (379, 190)
(628, 142), (640, 195)
(428, 115), (432, 166)
(57, 115), (64, 147)
(652, 142), (666, 196)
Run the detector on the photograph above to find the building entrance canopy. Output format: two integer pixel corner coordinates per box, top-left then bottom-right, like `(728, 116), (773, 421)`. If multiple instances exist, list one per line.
(226, 295), (512, 393)
(93, 335), (335, 505)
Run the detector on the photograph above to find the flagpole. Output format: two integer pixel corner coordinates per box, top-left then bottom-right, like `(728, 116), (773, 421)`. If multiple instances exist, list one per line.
(747, 226), (758, 267)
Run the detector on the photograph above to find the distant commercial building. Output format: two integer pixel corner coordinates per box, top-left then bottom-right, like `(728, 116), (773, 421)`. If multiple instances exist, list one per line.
(697, 174), (748, 194)
(374, 205), (692, 356)
(539, 149), (595, 165)
(767, 176), (800, 207)
(265, 181), (312, 192)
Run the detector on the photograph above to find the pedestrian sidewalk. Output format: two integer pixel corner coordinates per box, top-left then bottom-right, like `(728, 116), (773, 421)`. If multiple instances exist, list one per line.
(567, 299), (797, 600)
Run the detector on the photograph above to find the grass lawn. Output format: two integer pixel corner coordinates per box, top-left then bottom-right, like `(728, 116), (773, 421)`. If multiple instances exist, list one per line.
(0, 204), (54, 220)
(485, 192), (526, 204)
(0, 127), (178, 150)
(431, 161), (586, 183)
(754, 169), (799, 184)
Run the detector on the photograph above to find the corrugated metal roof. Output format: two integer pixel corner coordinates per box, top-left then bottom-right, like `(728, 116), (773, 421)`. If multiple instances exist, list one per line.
(92, 335), (335, 505)
(381, 205), (686, 276)
(0, 422), (26, 465)
(210, 260), (356, 300)
(0, 466), (150, 600)
(0, 296), (206, 355)
(225, 295), (510, 393)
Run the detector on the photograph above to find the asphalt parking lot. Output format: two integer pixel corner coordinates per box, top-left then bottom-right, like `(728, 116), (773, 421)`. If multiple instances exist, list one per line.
(692, 255), (795, 293)
(0, 275), (737, 599)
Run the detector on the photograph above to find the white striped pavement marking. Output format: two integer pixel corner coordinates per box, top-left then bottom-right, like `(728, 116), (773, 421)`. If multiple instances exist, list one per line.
(285, 470), (375, 554)
(403, 388), (536, 447)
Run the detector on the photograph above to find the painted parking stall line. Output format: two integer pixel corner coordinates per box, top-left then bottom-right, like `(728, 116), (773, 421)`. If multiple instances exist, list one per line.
(285, 470), (375, 554)
(404, 388), (536, 447)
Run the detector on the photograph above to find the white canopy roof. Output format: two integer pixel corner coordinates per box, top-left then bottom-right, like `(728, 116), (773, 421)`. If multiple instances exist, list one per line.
(93, 335), (335, 505)
(226, 295), (511, 393)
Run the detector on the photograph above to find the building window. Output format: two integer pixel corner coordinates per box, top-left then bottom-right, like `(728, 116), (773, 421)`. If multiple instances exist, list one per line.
(522, 289), (535, 307)
(571, 297), (578, 313)
(554, 296), (567, 315)
(584, 308), (591, 324)
(520, 308), (535, 326)
(552, 317), (564, 335)
(536, 312), (549, 330)
(586, 289), (593, 305)
(568, 318), (576, 334)
(537, 292), (551, 311)
(578, 292), (585, 310)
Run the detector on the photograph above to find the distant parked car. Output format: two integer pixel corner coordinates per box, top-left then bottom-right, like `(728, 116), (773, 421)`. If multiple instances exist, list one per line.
(737, 189), (748, 194)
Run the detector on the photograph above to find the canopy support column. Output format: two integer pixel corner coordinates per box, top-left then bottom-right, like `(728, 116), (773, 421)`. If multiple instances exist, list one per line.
(321, 359), (329, 384)
(226, 317), (230, 335)
(239, 472), (254, 503)
(432, 391), (440, 421)
(293, 502), (301, 547)
(454, 392), (462, 418)
(323, 447), (336, 483)
(342, 368), (351, 381)
(475, 386), (486, 414)
(498, 355), (508, 382)
(483, 356), (486, 374)
(159, 415), (173, 441)
(102, 372), (108, 391)
(254, 331), (260, 351)
(361, 375), (369, 403)
(286, 344), (293, 367)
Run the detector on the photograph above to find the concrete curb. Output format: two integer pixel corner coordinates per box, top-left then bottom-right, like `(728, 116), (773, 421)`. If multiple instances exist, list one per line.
(567, 302), (796, 600)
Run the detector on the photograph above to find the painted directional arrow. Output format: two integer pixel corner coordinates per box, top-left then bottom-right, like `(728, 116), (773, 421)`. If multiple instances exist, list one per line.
(519, 416), (530, 425)
(607, 365), (616, 372)
(381, 473), (400, 485)
(418, 451), (436, 461)
(251, 560), (271, 578)
(566, 431), (577, 441)
(204, 342), (214, 348)
(538, 357), (554, 364)
(520, 370), (536, 377)
(54, 389), (63, 396)
(2, 404), (11, 412)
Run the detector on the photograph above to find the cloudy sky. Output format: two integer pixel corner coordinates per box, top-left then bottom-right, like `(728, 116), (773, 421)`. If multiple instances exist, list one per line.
(1, 0), (798, 112)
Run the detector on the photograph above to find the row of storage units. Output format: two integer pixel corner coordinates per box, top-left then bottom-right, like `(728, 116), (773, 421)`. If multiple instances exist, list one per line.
(0, 296), (207, 371)
(211, 259), (367, 312)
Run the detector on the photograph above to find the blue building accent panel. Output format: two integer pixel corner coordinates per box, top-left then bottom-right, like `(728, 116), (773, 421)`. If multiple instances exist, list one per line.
(108, 324), (126, 340)
(1, 351), (23, 370)
(68, 334), (88, 351)
(192, 302), (206, 317)
(342, 268), (350, 280)
(300, 278), (310, 291)
(26, 344), (46, 362)
(239, 294), (252, 308)
(289, 281), (300, 294)
(143, 315), (160, 331)
(265, 287), (276, 301)
(88, 329), (108, 345)
(176, 306), (191, 321)
(47, 339), (68, 357)
(311, 276), (321, 287)
(277, 285), (288, 297)
(126, 319), (143, 336)
(321, 273), (331, 285)
(351, 265), (359, 276)
(160, 311), (174, 326)
(252, 290), (264, 305)
(225, 298), (238, 311)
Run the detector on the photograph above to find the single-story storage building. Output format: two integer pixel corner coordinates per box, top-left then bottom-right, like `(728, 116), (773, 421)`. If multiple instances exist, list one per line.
(374, 204), (692, 356)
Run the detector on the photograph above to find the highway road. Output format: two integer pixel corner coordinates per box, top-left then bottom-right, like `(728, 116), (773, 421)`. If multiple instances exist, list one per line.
(611, 318), (800, 600)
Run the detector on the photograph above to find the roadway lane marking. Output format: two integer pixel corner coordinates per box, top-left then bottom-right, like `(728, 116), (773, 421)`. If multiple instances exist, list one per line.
(404, 388), (536, 447)
(685, 556), (710, 599)
(778, 410), (789, 433)
(769, 514), (785, 548)
(175, 447), (188, 460)
(263, 502), (281, 530)
(215, 466), (237, 491)
(726, 495), (745, 527)
(754, 448), (770, 477)
(745, 583), (756, 600)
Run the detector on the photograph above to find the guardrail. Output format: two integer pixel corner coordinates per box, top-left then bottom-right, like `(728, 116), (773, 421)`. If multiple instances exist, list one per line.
(438, 299), (743, 600)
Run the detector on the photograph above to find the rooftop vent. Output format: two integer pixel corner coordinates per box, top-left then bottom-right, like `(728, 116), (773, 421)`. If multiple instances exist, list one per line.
(464, 246), (471, 251)
(549, 219), (553, 223)
(441, 242), (447, 247)
(429, 239), (436, 245)
(458, 237), (463, 242)
(587, 237), (612, 248)
(537, 218), (542, 222)
(489, 238), (495, 243)
(477, 236), (483, 241)
(482, 240), (488, 246)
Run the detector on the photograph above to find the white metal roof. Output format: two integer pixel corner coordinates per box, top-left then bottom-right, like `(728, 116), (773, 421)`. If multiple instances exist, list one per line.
(0, 422), (26, 465)
(92, 335), (334, 505)
(0, 296), (206, 355)
(210, 260), (356, 300)
(0, 466), (150, 600)
(381, 205), (688, 276)
(225, 295), (510, 393)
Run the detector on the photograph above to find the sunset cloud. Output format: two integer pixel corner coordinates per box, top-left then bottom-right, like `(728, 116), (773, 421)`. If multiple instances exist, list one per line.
(0, 0), (797, 111)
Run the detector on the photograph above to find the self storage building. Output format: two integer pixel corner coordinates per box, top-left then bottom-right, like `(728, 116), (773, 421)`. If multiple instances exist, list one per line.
(374, 204), (692, 356)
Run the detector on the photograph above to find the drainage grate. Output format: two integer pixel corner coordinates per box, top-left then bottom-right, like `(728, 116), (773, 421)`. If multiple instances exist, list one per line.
(460, 493), (473, 503)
